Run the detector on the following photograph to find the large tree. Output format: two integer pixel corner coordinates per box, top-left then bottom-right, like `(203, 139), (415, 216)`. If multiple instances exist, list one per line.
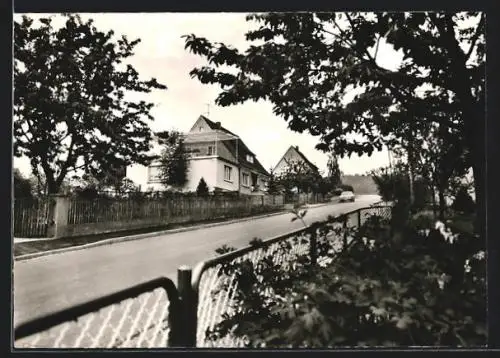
(14, 14), (167, 194)
(183, 11), (485, 214)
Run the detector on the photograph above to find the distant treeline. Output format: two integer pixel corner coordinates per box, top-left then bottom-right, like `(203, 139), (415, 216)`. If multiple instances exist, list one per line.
(341, 175), (378, 195)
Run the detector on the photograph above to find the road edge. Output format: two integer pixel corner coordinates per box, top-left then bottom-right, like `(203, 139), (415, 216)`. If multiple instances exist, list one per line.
(14, 199), (376, 262)
(14, 209), (292, 262)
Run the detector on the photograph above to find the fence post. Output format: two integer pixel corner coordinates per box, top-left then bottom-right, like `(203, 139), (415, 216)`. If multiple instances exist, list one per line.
(357, 209), (361, 228)
(52, 195), (70, 239)
(343, 214), (348, 249)
(309, 231), (317, 265)
(177, 266), (197, 347)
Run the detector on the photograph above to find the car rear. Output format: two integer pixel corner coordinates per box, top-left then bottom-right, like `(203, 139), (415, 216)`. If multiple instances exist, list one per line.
(339, 191), (355, 202)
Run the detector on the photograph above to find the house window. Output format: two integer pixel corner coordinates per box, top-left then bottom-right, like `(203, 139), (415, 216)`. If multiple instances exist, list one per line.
(147, 165), (162, 183)
(246, 154), (254, 163)
(208, 145), (215, 155)
(224, 165), (232, 181)
(242, 173), (250, 186)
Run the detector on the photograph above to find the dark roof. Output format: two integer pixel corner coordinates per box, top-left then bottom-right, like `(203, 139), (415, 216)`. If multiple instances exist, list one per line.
(200, 116), (269, 176)
(201, 116), (239, 138)
(293, 146), (319, 172)
(277, 146), (319, 173)
(223, 139), (270, 176)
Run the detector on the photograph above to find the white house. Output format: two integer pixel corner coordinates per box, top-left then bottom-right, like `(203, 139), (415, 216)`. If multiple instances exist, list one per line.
(127, 115), (270, 194)
(273, 145), (319, 177)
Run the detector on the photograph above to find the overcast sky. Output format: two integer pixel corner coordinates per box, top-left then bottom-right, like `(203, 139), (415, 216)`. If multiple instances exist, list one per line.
(13, 12), (398, 178)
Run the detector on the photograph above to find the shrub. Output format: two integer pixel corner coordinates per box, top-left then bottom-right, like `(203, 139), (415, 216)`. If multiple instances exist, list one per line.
(371, 169), (430, 210)
(410, 211), (436, 230)
(208, 213), (486, 348)
(73, 185), (106, 199)
(452, 187), (475, 215)
(196, 177), (209, 197)
(14, 169), (33, 198)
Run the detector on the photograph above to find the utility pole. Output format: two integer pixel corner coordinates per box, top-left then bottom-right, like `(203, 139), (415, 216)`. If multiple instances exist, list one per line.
(205, 103), (210, 117)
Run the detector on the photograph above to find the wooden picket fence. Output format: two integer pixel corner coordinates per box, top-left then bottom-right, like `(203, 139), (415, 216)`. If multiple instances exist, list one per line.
(13, 194), (285, 238)
(13, 197), (53, 238)
(67, 195), (284, 226)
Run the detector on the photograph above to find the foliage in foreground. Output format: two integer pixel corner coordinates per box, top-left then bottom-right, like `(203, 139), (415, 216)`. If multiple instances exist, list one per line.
(184, 12), (485, 210)
(452, 187), (476, 215)
(208, 213), (486, 348)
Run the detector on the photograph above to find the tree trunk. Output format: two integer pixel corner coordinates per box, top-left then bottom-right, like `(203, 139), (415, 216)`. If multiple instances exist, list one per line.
(463, 102), (484, 234)
(431, 184), (437, 220)
(408, 166), (415, 209)
(471, 148), (484, 234)
(407, 118), (416, 211)
(45, 174), (60, 195)
(438, 186), (446, 221)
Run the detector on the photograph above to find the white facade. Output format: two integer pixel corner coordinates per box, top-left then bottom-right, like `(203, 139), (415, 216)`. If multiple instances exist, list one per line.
(126, 116), (270, 194)
(127, 156), (242, 193)
(184, 157), (217, 192)
(126, 163), (164, 191)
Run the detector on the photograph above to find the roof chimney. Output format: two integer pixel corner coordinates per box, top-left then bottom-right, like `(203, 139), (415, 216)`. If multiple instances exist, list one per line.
(215, 121), (221, 128)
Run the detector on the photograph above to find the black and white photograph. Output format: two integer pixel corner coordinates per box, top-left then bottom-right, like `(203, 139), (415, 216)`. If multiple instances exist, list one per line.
(12, 10), (487, 349)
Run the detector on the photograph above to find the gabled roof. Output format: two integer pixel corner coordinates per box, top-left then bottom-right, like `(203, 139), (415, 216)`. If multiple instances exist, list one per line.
(223, 139), (269, 176)
(189, 115), (269, 177)
(202, 116), (239, 137)
(275, 145), (319, 173)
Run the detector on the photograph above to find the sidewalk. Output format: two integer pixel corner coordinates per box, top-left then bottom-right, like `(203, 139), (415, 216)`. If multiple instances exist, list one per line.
(302, 202), (333, 209)
(13, 201), (345, 261)
(13, 208), (293, 244)
(13, 208), (292, 260)
(14, 237), (54, 244)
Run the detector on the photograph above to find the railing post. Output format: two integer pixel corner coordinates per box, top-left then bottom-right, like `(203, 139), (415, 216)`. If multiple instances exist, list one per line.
(309, 231), (317, 265)
(343, 214), (348, 249)
(177, 266), (197, 347)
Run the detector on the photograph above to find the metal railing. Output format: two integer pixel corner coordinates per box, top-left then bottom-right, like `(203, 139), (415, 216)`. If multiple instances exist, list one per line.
(14, 278), (181, 349)
(14, 204), (392, 349)
(189, 204), (392, 347)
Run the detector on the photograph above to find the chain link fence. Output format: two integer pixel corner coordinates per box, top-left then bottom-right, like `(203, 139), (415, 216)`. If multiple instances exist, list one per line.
(14, 204), (392, 349)
(194, 232), (312, 347)
(14, 278), (179, 349)
(191, 205), (393, 347)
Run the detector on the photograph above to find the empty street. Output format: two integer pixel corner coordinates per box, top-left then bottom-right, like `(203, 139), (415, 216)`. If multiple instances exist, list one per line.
(14, 195), (380, 326)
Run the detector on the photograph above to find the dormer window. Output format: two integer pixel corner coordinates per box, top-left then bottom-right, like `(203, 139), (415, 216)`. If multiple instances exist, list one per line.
(246, 154), (254, 163)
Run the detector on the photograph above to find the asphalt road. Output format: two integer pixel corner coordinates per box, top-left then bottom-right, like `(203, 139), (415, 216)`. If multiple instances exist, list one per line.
(13, 194), (380, 327)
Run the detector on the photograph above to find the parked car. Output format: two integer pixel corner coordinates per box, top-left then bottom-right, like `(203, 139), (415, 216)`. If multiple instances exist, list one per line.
(339, 191), (355, 202)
